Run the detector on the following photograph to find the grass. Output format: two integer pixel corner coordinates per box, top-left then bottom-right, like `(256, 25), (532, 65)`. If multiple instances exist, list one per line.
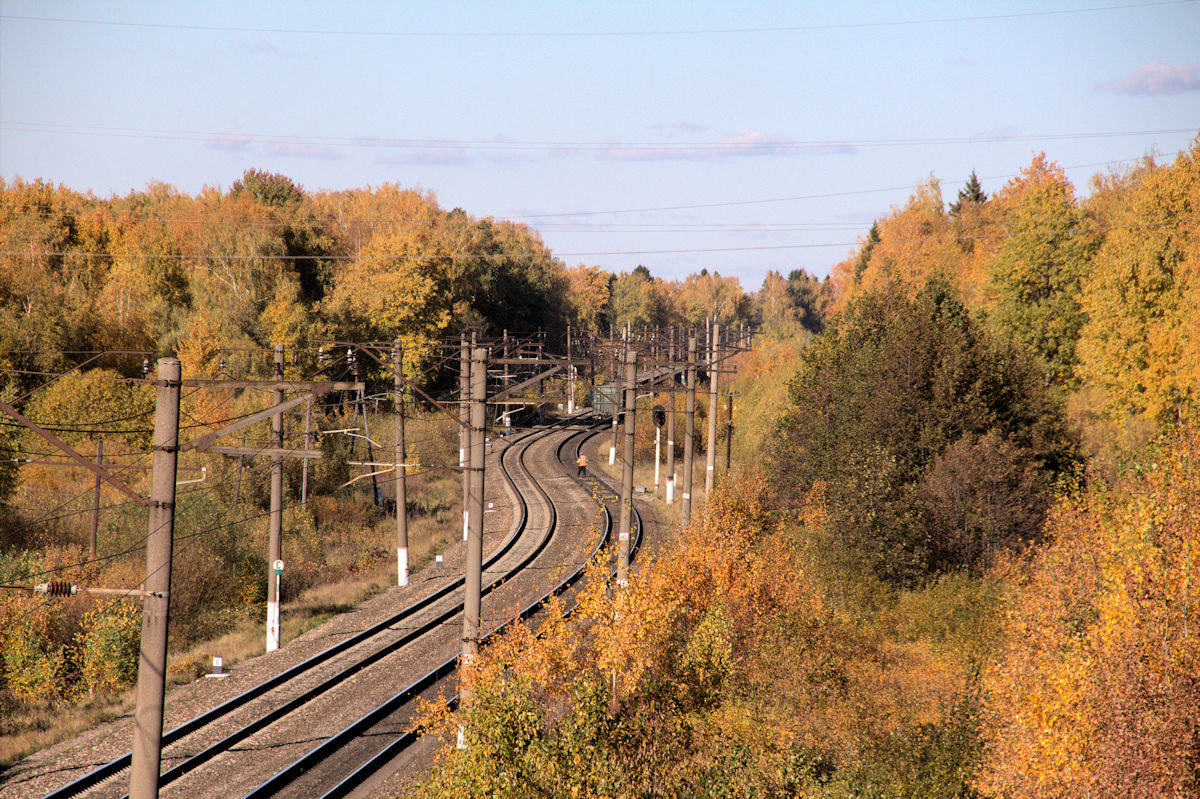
(0, 521), (459, 772)
(0, 412), (464, 773)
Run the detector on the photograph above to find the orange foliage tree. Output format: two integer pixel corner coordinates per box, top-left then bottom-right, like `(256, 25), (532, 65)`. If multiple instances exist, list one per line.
(418, 475), (984, 797)
(980, 423), (1200, 797)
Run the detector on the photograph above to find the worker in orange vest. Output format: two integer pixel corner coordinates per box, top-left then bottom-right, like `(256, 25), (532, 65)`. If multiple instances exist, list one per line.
(577, 452), (588, 477)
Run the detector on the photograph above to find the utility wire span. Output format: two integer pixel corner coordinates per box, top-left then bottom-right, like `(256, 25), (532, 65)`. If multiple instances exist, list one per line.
(0, 346), (459, 592)
(4, 216), (1194, 261)
(0, 405), (447, 632)
(0, 152), (1170, 224)
(3, 121), (1192, 154)
(1, 2), (1188, 37)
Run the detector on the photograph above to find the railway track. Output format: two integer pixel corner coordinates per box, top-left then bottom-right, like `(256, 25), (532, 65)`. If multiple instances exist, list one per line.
(249, 424), (644, 799)
(39, 416), (640, 799)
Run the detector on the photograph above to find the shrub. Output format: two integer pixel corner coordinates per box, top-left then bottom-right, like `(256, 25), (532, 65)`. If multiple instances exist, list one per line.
(980, 423), (1200, 797)
(3, 618), (67, 702)
(73, 600), (141, 697)
(772, 278), (1078, 586)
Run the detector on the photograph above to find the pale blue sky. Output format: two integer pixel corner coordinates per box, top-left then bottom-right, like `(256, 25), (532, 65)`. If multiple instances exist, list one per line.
(2, 1), (1197, 288)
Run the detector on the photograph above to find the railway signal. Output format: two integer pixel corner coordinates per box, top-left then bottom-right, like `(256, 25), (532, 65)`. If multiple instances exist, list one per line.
(652, 405), (665, 491)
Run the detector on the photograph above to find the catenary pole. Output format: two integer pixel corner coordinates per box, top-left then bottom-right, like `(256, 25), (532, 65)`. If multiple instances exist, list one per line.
(393, 342), (409, 586)
(610, 331), (625, 465)
(128, 357), (181, 799)
(617, 351), (637, 586)
(300, 399), (312, 507)
(682, 335), (697, 526)
(666, 329), (676, 503)
(705, 323), (720, 495)
(462, 346), (487, 660)
(266, 344), (284, 653)
(566, 325), (574, 414)
(460, 334), (469, 542)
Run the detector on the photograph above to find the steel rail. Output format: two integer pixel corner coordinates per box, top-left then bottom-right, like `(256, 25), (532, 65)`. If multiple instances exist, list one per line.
(124, 422), (585, 799)
(262, 425), (643, 799)
(45, 416), (591, 799)
(241, 424), (599, 797)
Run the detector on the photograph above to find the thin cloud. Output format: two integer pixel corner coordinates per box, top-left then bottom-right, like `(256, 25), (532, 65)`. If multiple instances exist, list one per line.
(231, 40), (302, 58)
(650, 121), (712, 136)
(971, 125), (1020, 141)
(360, 134), (539, 165)
(206, 132), (254, 151)
(598, 129), (856, 162)
(376, 150), (478, 166)
(265, 141), (342, 160)
(1099, 62), (1200, 95)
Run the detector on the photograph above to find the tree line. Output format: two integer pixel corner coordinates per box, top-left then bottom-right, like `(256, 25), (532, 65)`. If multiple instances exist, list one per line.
(0, 168), (820, 398)
(412, 138), (1200, 796)
(0, 167), (808, 761)
(3, 134), (1197, 793)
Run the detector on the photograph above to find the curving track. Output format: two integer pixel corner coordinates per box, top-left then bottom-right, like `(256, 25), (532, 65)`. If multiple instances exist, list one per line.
(252, 424), (644, 799)
(31, 417), (642, 799)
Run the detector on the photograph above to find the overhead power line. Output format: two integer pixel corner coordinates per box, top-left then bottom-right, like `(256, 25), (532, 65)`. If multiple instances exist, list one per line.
(1, 2), (1187, 38)
(3, 121), (1192, 154)
(0, 154), (1168, 224)
(2, 217), (1193, 261)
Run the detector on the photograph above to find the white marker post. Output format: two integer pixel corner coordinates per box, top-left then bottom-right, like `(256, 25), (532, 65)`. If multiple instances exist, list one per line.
(654, 425), (661, 491)
(266, 559), (283, 652)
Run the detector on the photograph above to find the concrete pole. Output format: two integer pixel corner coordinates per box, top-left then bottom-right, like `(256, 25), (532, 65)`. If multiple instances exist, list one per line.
(502, 331), (511, 434)
(610, 333), (624, 466)
(705, 323), (720, 495)
(393, 342), (409, 587)
(460, 334), (469, 542)
(300, 399), (312, 508)
(266, 344), (284, 653)
(682, 336), (697, 526)
(128, 358), (181, 799)
(566, 325), (575, 414)
(462, 346), (487, 662)
(617, 352), (637, 587)
(537, 330), (545, 405)
(89, 438), (102, 560)
(666, 330), (676, 503)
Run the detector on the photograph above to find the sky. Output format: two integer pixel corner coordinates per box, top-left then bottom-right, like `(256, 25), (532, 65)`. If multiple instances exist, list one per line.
(2, 1), (1198, 289)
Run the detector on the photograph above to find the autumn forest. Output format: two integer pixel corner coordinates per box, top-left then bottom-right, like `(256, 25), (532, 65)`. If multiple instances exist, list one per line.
(3, 136), (1199, 796)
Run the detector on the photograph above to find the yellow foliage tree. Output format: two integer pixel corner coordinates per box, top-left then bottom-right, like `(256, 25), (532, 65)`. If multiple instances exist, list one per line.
(677, 269), (748, 328)
(323, 223), (452, 360)
(1077, 137), (1200, 425)
(23, 368), (154, 449)
(419, 475), (979, 797)
(830, 177), (983, 316)
(983, 154), (1096, 386)
(980, 423), (1200, 797)
(564, 263), (612, 331)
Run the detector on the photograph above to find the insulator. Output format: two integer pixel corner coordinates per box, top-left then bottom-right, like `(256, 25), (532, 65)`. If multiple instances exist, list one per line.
(37, 581), (76, 596)
(141, 357), (152, 377)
